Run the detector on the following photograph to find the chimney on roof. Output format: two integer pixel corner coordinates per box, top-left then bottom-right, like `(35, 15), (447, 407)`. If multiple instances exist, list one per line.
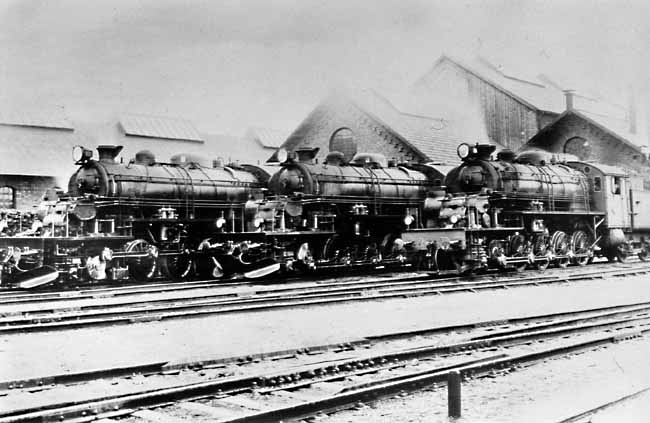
(563, 89), (575, 111)
(628, 86), (638, 134)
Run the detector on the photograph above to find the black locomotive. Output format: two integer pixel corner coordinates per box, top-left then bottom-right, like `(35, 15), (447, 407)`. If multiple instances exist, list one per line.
(1, 142), (649, 288)
(0, 145), (269, 287)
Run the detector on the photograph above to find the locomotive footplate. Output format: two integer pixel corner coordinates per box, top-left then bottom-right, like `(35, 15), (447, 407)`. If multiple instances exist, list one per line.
(401, 228), (468, 251)
(0, 235), (134, 288)
(505, 211), (606, 217)
(194, 231), (336, 279)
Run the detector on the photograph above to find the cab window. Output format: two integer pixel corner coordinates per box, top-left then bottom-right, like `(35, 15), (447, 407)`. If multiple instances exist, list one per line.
(612, 176), (621, 195)
(593, 177), (601, 192)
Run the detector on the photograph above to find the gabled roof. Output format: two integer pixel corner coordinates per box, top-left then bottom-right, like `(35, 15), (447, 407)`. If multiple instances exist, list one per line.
(0, 107), (74, 130)
(119, 114), (203, 142)
(527, 109), (646, 157)
(346, 89), (466, 164)
(416, 54), (563, 112)
(419, 54), (635, 124)
(245, 127), (289, 149)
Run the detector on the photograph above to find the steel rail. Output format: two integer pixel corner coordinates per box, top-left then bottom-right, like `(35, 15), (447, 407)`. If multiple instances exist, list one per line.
(1, 304), (649, 422)
(555, 387), (650, 423)
(0, 256), (639, 304)
(3, 300), (650, 392)
(3, 263), (646, 318)
(220, 329), (648, 423)
(2, 265), (649, 334)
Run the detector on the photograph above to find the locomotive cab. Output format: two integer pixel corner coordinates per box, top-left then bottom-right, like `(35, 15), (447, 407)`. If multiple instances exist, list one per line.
(566, 162), (630, 228)
(566, 161), (650, 261)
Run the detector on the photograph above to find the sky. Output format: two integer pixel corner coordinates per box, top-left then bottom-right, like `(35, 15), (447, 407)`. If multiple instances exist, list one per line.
(0, 0), (648, 136)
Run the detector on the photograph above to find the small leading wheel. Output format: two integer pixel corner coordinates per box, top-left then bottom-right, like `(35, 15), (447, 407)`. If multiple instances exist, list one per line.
(639, 244), (650, 262)
(433, 248), (459, 272)
(124, 239), (158, 282)
(322, 236), (346, 263)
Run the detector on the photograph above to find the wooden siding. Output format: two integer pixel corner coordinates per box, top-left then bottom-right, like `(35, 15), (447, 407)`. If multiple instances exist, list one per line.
(413, 60), (542, 150)
(464, 66), (539, 149)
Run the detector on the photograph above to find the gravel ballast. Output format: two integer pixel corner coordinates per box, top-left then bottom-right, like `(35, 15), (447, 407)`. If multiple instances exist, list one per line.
(2, 274), (649, 388)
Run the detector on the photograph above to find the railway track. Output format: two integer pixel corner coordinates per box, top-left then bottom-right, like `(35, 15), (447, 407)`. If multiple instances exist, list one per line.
(557, 387), (650, 423)
(0, 256), (638, 304)
(2, 301), (649, 423)
(2, 262), (649, 334)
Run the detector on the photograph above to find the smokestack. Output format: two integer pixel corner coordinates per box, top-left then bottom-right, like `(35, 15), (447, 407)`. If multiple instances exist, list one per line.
(97, 145), (123, 163)
(563, 89), (575, 111)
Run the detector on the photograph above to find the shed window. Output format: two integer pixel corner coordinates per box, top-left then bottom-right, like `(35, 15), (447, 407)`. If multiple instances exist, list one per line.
(564, 137), (591, 160)
(329, 128), (357, 162)
(0, 186), (15, 208)
(593, 177), (601, 192)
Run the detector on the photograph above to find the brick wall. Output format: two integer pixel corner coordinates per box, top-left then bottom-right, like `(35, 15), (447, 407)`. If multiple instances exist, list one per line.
(527, 113), (649, 174)
(0, 175), (58, 210)
(284, 95), (424, 164)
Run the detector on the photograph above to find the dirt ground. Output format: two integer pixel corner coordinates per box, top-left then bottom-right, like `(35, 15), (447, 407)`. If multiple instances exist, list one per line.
(1, 274), (649, 421)
(326, 336), (650, 422)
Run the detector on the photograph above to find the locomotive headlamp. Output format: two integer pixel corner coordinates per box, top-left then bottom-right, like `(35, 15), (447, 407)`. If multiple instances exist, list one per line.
(457, 143), (471, 160)
(277, 148), (289, 163)
(254, 217), (264, 228)
(72, 145), (93, 164)
(215, 217), (226, 229)
(450, 215), (459, 224)
(403, 215), (414, 226)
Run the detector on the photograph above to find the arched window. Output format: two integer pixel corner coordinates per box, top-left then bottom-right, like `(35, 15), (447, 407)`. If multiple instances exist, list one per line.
(563, 137), (591, 160)
(329, 128), (357, 162)
(0, 186), (15, 208)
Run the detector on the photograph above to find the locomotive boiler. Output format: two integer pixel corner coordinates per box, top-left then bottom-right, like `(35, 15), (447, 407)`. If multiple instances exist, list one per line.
(69, 146), (266, 205)
(445, 144), (590, 212)
(268, 149), (442, 200)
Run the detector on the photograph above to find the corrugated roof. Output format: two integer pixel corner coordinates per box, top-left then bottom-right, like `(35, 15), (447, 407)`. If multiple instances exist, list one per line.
(349, 89), (465, 164)
(246, 127), (289, 149)
(119, 114), (203, 142)
(203, 133), (273, 166)
(0, 108), (73, 130)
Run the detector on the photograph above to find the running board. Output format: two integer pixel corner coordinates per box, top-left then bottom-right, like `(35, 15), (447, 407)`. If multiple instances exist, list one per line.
(16, 266), (60, 289)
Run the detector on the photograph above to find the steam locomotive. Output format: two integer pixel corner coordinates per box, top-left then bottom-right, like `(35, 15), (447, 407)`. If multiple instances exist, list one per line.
(417, 144), (650, 273)
(1, 141), (649, 288)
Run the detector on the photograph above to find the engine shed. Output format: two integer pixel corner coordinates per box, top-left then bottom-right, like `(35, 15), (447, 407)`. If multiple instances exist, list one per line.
(520, 107), (650, 183)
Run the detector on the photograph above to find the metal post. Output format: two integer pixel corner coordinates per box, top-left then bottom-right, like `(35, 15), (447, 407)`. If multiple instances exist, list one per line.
(448, 370), (461, 418)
